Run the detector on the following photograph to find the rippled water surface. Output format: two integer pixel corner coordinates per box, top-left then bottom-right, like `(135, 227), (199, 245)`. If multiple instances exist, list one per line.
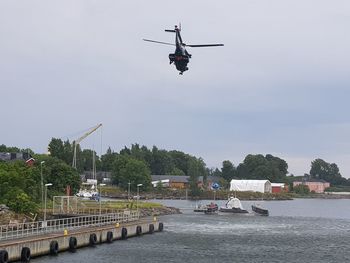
(34, 199), (350, 263)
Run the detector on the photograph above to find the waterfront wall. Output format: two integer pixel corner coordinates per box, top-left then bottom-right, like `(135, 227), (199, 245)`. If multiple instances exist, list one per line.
(0, 220), (162, 262)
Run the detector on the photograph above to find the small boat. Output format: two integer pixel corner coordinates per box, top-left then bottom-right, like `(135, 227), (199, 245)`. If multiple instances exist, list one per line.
(204, 202), (218, 215)
(252, 204), (269, 216)
(219, 197), (248, 213)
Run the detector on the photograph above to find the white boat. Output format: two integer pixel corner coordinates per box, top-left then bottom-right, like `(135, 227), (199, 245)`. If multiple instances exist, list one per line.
(76, 178), (98, 199)
(76, 189), (98, 199)
(219, 197), (248, 213)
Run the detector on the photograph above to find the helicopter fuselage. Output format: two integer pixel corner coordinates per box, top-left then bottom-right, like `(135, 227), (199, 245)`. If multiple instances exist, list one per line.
(168, 27), (191, 74)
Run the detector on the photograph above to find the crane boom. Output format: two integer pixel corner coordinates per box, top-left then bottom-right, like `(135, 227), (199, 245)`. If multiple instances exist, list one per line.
(72, 123), (102, 169)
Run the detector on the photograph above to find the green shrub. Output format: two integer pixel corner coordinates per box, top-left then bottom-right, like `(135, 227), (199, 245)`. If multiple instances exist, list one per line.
(4, 188), (37, 214)
(293, 184), (310, 195)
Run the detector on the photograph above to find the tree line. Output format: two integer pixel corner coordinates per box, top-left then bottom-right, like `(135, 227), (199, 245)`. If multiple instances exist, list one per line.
(1, 140), (350, 213)
(46, 139), (350, 190)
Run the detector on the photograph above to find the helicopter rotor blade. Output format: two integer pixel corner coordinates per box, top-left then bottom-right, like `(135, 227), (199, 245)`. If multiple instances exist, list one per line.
(143, 39), (175, 46)
(185, 44), (224, 47)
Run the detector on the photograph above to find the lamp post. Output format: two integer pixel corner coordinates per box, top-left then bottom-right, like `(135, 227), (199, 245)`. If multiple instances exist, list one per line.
(44, 183), (52, 223)
(99, 183), (106, 215)
(137, 184), (143, 211)
(128, 181), (131, 201)
(40, 161), (45, 210)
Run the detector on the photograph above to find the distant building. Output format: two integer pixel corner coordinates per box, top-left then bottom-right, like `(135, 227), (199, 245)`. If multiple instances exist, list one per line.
(81, 171), (112, 183)
(293, 179), (330, 193)
(25, 158), (36, 167)
(151, 175), (191, 189)
(151, 179), (170, 188)
(271, 183), (288, 193)
(0, 152), (34, 165)
(230, 179), (272, 193)
(151, 175), (218, 189)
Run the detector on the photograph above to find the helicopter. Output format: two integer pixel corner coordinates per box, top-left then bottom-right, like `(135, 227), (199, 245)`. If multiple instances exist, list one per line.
(143, 24), (224, 75)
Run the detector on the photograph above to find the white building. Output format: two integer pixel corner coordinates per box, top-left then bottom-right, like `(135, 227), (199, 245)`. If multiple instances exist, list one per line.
(230, 179), (272, 193)
(151, 179), (170, 188)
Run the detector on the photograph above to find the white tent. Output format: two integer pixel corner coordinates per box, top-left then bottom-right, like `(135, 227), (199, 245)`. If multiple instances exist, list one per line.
(230, 179), (272, 193)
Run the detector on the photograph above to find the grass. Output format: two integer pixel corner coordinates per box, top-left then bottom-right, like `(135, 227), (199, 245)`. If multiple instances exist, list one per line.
(81, 199), (163, 210)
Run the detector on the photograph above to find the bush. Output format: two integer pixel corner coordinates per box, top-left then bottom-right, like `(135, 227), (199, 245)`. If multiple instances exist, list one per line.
(293, 184), (310, 195)
(5, 188), (37, 214)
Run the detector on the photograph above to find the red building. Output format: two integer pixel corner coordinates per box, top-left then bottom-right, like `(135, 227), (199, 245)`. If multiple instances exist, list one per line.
(25, 158), (36, 167)
(271, 183), (288, 193)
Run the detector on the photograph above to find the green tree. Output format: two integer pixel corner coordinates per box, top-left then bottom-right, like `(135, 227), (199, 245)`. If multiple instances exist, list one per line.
(4, 189), (37, 213)
(168, 167), (185, 175)
(221, 160), (236, 182)
(112, 155), (151, 191)
(309, 159), (346, 185)
(0, 161), (40, 212)
(48, 138), (65, 160)
(62, 140), (74, 164)
(150, 146), (174, 175)
(0, 144), (21, 153)
(48, 138), (91, 172)
(236, 154), (288, 182)
(80, 149), (101, 172)
(188, 158), (206, 196)
(169, 150), (191, 175)
(101, 147), (117, 171)
(210, 168), (222, 177)
(35, 155), (81, 195)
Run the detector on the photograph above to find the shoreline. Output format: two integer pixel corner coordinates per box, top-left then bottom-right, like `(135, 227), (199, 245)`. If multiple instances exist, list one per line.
(103, 192), (350, 201)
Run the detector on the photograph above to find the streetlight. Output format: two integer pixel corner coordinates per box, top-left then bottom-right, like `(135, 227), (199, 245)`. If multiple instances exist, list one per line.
(137, 184), (143, 210)
(40, 161), (45, 211)
(128, 181), (131, 201)
(99, 183), (106, 215)
(44, 183), (53, 223)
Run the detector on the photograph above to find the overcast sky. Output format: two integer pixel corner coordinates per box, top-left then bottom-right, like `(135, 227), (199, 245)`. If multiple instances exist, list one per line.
(1, 0), (350, 177)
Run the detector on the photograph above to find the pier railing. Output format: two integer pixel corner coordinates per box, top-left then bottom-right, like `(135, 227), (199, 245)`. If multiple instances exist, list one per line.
(0, 210), (139, 242)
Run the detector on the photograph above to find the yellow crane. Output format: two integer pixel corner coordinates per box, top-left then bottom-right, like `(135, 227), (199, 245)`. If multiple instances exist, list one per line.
(72, 123), (102, 169)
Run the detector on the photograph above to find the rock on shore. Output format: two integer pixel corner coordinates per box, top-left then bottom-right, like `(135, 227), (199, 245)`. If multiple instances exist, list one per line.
(0, 204), (32, 225)
(139, 206), (181, 217)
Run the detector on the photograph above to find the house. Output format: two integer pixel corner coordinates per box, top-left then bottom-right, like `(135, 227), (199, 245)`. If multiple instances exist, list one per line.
(25, 158), (36, 167)
(293, 179), (330, 193)
(230, 179), (272, 193)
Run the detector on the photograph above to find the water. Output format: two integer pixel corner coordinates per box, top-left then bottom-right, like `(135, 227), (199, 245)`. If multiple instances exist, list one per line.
(34, 199), (350, 263)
